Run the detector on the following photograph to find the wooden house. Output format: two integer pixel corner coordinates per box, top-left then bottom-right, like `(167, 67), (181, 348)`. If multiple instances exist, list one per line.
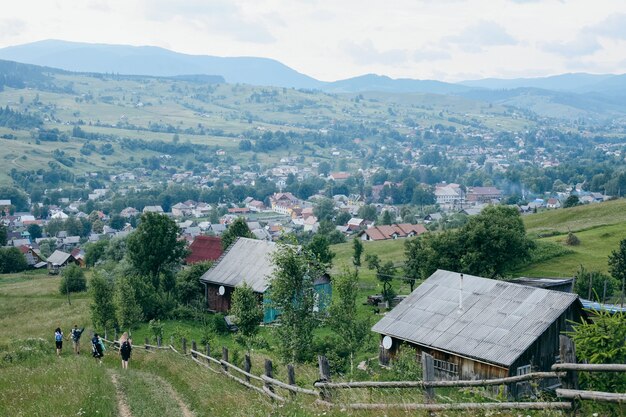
(186, 236), (223, 264)
(46, 250), (80, 274)
(372, 270), (584, 381)
(199, 237), (331, 323)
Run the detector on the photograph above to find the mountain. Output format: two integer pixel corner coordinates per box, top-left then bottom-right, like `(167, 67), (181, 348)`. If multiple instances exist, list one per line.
(459, 73), (624, 94)
(323, 73), (475, 94)
(0, 39), (321, 89)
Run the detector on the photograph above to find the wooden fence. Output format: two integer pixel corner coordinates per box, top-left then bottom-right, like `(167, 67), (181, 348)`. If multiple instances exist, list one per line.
(101, 335), (626, 412)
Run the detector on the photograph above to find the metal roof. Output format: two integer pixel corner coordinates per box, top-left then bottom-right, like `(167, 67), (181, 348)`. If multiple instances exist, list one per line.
(199, 237), (279, 293)
(372, 269), (579, 367)
(47, 250), (72, 266)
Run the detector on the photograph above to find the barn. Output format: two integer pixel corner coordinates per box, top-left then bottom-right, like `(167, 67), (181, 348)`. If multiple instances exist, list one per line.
(199, 237), (331, 323)
(372, 270), (585, 381)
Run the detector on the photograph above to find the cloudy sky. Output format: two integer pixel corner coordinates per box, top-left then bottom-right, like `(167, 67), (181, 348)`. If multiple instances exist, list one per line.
(1, 0), (625, 81)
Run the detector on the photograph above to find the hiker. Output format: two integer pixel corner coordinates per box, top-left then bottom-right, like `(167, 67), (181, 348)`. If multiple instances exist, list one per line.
(119, 332), (132, 370)
(54, 327), (64, 356)
(70, 324), (85, 355)
(92, 333), (105, 363)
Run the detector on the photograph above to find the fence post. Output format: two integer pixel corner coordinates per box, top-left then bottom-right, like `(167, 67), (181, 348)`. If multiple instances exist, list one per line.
(265, 359), (275, 396)
(244, 354), (252, 383)
(145, 337), (150, 351)
(182, 337), (187, 354)
(287, 364), (296, 399)
(206, 344), (211, 366)
(422, 352), (435, 402)
(318, 355), (332, 402)
(222, 347), (229, 372)
(157, 336), (161, 347)
(104, 329), (108, 341)
(559, 335), (578, 390)
(170, 336), (174, 347)
(191, 340), (197, 358)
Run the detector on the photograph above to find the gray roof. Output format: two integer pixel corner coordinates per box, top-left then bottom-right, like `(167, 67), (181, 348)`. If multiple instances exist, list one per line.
(199, 237), (279, 293)
(47, 250), (72, 266)
(372, 269), (579, 368)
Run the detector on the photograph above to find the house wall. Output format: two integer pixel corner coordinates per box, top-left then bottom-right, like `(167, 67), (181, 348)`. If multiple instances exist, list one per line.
(205, 283), (234, 313)
(509, 303), (584, 376)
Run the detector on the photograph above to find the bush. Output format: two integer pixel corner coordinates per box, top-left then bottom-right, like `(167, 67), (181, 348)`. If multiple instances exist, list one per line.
(565, 231), (580, 246)
(0, 247), (29, 273)
(59, 264), (86, 294)
(392, 346), (422, 381)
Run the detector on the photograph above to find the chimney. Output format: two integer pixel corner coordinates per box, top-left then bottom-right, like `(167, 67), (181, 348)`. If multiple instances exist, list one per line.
(458, 273), (464, 313)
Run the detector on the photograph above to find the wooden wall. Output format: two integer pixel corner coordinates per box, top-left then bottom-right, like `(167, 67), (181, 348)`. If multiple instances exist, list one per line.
(205, 283), (234, 313)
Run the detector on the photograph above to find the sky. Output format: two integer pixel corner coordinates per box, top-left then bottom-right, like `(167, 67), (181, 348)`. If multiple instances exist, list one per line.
(1, 0), (625, 82)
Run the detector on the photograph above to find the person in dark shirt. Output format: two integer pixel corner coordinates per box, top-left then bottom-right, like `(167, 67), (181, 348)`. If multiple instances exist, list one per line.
(70, 324), (85, 355)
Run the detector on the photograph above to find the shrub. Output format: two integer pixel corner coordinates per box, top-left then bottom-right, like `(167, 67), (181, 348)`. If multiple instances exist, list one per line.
(565, 231), (580, 246)
(392, 346), (422, 381)
(59, 264), (86, 294)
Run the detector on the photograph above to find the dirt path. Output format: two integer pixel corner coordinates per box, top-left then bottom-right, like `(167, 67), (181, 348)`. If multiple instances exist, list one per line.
(108, 370), (133, 417)
(152, 374), (195, 417)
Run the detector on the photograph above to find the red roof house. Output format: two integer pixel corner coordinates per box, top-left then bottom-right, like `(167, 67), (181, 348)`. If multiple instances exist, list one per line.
(186, 236), (224, 264)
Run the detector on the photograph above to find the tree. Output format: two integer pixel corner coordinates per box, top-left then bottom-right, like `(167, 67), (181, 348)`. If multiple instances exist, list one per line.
(380, 210), (393, 225)
(328, 268), (369, 375)
(85, 239), (109, 267)
(366, 253), (396, 305)
(0, 247), (28, 273)
(567, 310), (626, 392)
(306, 234), (335, 271)
(335, 211), (351, 226)
(126, 212), (188, 285)
(573, 266), (618, 302)
(221, 217), (254, 250)
(27, 224), (42, 240)
(109, 214), (125, 230)
(115, 275), (144, 330)
(352, 237), (363, 267)
(37, 239), (55, 258)
(0, 223), (6, 246)
(459, 205), (534, 278)
(176, 260), (212, 305)
(563, 195), (580, 208)
(608, 238), (626, 307)
(59, 264), (87, 306)
(357, 204), (377, 221)
(89, 271), (117, 332)
(404, 237), (426, 292)
(269, 243), (321, 362)
(313, 198), (336, 222)
(230, 282), (263, 352)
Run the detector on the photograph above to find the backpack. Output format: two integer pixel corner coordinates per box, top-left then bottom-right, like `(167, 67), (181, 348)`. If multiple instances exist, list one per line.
(55, 332), (62, 342)
(121, 341), (131, 354)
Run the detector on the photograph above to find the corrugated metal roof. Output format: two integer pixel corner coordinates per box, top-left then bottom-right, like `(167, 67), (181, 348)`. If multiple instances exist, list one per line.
(199, 238), (280, 293)
(372, 269), (579, 367)
(47, 250), (71, 266)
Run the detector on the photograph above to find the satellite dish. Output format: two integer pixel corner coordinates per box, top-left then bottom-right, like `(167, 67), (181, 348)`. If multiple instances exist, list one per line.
(382, 335), (392, 350)
(218, 285), (225, 296)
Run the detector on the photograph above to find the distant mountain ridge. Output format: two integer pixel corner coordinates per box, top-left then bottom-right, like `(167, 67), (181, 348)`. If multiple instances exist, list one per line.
(1, 40), (626, 119)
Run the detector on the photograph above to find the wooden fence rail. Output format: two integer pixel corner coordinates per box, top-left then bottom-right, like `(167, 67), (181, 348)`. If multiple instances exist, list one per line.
(552, 363), (626, 372)
(557, 389), (626, 404)
(107, 335), (626, 411)
(314, 371), (566, 390)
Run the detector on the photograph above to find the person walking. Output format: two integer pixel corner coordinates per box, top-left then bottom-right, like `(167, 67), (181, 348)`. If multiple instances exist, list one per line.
(119, 332), (132, 370)
(54, 327), (64, 357)
(70, 324), (85, 355)
(92, 333), (105, 364)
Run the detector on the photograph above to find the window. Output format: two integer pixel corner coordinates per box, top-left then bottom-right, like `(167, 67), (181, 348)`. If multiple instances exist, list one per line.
(517, 364), (531, 376)
(433, 359), (458, 375)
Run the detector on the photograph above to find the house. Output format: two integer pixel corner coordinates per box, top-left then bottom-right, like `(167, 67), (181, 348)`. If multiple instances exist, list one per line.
(143, 206), (164, 214)
(466, 187), (502, 204)
(546, 198), (561, 209)
(423, 213), (443, 223)
(329, 172), (351, 181)
(47, 250), (79, 274)
(347, 217), (366, 231)
(172, 203), (192, 217)
(372, 270), (585, 381)
(359, 223), (427, 241)
(435, 184), (464, 207)
(18, 245), (46, 267)
(199, 237), (331, 322)
(186, 236), (224, 264)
